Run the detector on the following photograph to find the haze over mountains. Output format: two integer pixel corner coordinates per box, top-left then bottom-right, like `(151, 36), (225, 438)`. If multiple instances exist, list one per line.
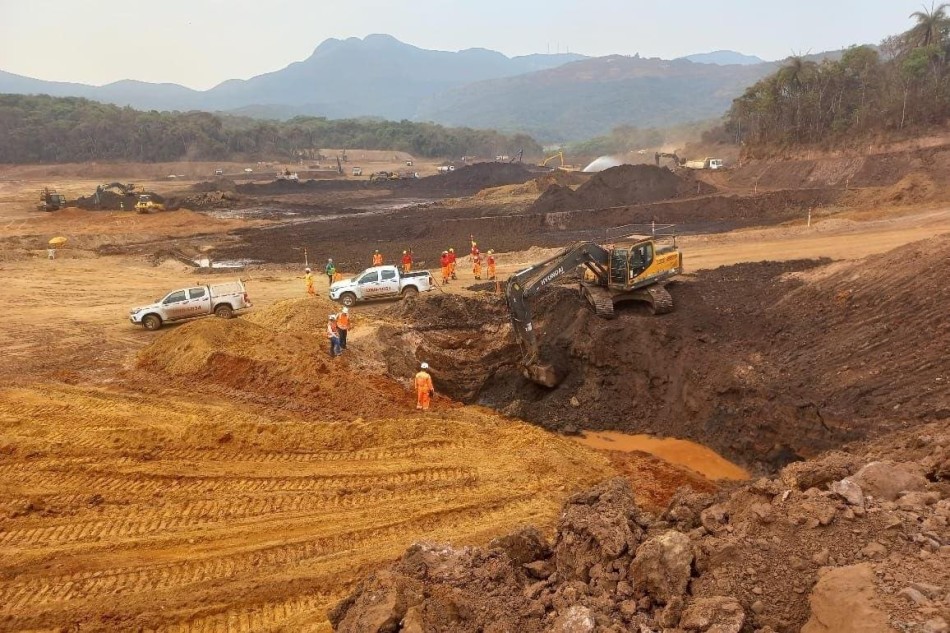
(0, 35), (789, 141)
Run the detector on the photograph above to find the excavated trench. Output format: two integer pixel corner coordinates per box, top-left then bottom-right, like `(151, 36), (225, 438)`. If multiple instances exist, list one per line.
(379, 249), (950, 472)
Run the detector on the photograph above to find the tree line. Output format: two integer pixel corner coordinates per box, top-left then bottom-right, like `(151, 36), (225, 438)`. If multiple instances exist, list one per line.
(0, 94), (542, 163)
(721, 4), (950, 149)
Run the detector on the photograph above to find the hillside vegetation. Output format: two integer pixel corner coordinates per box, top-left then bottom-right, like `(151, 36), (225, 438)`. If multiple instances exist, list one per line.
(723, 5), (950, 149)
(0, 94), (541, 163)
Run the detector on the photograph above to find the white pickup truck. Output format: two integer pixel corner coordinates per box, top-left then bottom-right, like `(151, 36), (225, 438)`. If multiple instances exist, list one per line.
(329, 265), (433, 307)
(130, 280), (252, 330)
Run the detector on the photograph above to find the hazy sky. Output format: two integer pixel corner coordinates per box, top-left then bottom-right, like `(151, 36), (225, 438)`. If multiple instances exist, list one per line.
(0, 0), (932, 89)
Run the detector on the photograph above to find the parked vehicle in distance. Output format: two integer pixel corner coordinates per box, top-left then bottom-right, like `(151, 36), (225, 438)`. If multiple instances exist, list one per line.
(130, 280), (252, 330)
(329, 265), (433, 307)
(684, 157), (724, 170)
(437, 165), (456, 173)
(352, 167), (363, 176)
(214, 168), (224, 176)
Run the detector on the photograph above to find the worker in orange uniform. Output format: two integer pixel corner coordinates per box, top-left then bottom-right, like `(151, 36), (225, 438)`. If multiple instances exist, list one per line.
(415, 362), (434, 411)
(472, 251), (482, 279)
(486, 250), (496, 280)
(401, 250), (413, 273)
(336, 307), (350, 350)
(448, 248), (457, 279)
(327, 314), (341, 357)
(440, 250), (451, 285)
(372, 249), (383, 266)
(470, 236), (479, 259)
(304, 267), (315, 296)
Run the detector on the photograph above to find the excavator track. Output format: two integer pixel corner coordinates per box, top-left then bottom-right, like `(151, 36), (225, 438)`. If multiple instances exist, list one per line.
(580, 284), (616, 319)
(645, 284), (674, 314)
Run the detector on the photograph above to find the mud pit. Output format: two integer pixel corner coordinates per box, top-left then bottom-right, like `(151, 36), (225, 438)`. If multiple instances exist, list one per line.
(378, 237), (950, 471)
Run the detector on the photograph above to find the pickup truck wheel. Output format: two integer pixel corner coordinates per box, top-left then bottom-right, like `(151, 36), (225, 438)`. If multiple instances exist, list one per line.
(340, 293), (357, 307)
(142, 314), (162, 331)
(401, 286), (419, 298)
(214, 304), (234, 319)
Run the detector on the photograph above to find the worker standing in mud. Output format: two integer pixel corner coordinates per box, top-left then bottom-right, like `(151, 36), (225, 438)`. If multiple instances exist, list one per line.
(486, 250), (496, 280)
(372, 249), (383, 266)
(448, 248), (457, 279)
(414, 362), (434, 411)
(401, 250), (413, 273)
(440, 251), (451, 285)
(336, 307), (350, 350)
(325, 259), (336, 285)
(327, 314), (342, 357)
(472, 251), (482, 280)
(304, 268), (315, 296)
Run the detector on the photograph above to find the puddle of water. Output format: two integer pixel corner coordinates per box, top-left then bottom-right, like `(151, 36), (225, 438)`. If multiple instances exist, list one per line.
(573, 431), (749, 481)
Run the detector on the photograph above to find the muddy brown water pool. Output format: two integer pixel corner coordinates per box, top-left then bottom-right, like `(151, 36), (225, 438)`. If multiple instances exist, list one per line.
(574, 431), (750, 481)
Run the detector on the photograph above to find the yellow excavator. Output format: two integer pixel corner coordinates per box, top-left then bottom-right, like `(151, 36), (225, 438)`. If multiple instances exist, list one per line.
(539, 151), (578, 171)
(506, 234), (683, 387)
(134, 194), (165, 214)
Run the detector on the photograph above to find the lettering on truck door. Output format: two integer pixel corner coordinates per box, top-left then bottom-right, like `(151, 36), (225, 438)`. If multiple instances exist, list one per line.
(188, 287), (213, 314)
(358, 271), (382, 297)
(161, 290), (189, 320)
(379, 268), (400, 295)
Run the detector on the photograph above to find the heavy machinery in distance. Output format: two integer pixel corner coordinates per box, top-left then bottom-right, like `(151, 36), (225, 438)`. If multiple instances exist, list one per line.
(654, 152), (682, 167)
(134, 194), (165, 214)
(505, 233), (683, 387)
(37, 187), (68, 212)
(539, 151), (579, 171)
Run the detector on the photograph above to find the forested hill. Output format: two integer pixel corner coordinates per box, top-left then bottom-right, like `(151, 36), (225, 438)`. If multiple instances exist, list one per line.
(722, 6), (950, 149)
(0, 94), (541, 163)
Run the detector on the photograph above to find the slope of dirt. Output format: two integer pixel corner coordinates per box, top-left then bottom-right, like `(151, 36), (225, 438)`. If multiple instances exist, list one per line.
(333, 421), (949, 633)
(529, 164), (716, 213)
(473, 170), (590, 201)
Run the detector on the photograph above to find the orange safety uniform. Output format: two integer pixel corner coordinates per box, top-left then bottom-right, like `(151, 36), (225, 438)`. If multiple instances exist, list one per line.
(372, 252), (383, 266)
(472, 254), (482, 279)
(401, 252), (413, 273)
(487, 254), (496, 280)
(336, 312), (350, 349)
(440, 253), (451, 284)
(447, 249), (457, 279)
(415, 370), (434, 411)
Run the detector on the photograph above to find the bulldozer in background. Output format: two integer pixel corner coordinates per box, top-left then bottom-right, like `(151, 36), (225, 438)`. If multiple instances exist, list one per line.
(506, 230), (683, 387)
(37, 187), (68, 212)
(134, 194), (165, 214)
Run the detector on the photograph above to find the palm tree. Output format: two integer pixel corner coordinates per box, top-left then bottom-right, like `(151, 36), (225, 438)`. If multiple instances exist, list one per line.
(907, 2), (950, 47)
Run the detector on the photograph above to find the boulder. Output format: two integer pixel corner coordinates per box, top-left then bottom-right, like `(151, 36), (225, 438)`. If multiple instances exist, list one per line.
(801, 564), (898, 632)
(629, 530), (694, 604)
(680, 596), (745, 632)
(552, 605), (595, 633)
(849, 461), (928, 501)
(829, 478), (865, 507)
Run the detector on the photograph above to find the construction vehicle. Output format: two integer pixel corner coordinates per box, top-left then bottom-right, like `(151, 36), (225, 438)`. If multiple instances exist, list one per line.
(134, 194), (165, 214)
(505, 234), (683, 387)
(352, 167), (363, 176)
(539, 151), (578, 171)
(37, 188), (68, 212)
(276, 169), (299, 181)
(654, 152), (682, 167)
(684, 157), (724, 170)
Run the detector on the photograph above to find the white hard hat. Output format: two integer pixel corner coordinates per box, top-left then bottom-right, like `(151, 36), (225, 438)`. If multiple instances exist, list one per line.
(329, 314), (337, 320)
(305, 267), (311, 272)
(420, 362), (429, 370)
(342, 307), (349, 314)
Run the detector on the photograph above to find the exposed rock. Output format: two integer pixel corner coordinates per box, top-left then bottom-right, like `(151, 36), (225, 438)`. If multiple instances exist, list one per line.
(829, 478), (865, 507)
(849, 461), (929, 501)
(552, 605), (595, 633)
(801, 564), (898, 632)
(923, 617), (949, 633)
(680, 596), (745, 633)
(629, 530), (694, 604)
(898, 586), (930, 605)
(780, 455), (853, 491)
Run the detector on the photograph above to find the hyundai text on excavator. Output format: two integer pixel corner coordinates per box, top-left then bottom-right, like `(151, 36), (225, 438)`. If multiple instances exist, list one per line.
(505, 234), (683, 387)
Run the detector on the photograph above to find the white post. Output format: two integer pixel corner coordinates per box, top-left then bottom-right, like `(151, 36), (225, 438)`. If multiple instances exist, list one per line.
(807, 209), (812, 227)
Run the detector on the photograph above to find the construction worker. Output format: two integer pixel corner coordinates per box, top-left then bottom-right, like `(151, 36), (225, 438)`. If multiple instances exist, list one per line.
(470, 236), (479, 259)
(472, 251), (482, 279)
(487, 250), (496, 280)
(336, 307), (350, 350)
(327, 314), (342, 357)
(325, 259), (336, 285)
(440, 250), (451, 285)
(448, 248), (457, 279)
(372, 249), (383, 266)
(304, 267), (315, 296)
(415, 362), (434, 411)
(401, 250), (413, 273)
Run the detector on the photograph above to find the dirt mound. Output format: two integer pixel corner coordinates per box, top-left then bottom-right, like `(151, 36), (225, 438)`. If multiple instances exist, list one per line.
(474, 171), (590, 200)
(333, 421), (950, 632)
(136, 299), (412, 418)
(74, 189), (166, 211)
(530, 164), (716, 213)
(191, 178), (238, 193)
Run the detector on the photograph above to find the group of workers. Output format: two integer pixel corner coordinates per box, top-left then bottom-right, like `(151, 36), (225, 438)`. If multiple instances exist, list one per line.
(373, 249), (415, 273)
(440, 238), (496, 285)
(325, 306), (351, 357)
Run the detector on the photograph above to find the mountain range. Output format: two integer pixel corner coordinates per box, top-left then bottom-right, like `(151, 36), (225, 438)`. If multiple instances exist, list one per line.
(0, 35), (788, 141)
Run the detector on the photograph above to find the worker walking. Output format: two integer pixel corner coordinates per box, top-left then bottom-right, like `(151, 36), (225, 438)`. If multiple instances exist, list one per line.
(327, 314), (342, 357)
(304, 267), (315, 296)
(472, 251), (482, 279)
(414, 362), (434, 411)
(337, 307), (350, 350)
(448, 247), (457, 279)
(401, 250), (413, 273)
(487, 250), (496, 280)
(372, 249), (383, 266)
(325, 259), (336, 285)
(440, 250), (451, 285)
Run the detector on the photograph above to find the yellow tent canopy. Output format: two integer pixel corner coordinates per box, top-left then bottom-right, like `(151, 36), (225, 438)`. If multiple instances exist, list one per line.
(48, 236), (68, 247)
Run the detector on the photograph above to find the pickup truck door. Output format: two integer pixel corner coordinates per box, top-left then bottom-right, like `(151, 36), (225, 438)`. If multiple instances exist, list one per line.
(357, 271), (383, 298)
(378, 268), (400, 295)
(187, 287), (213, 314)
(161, 290), (189, 320)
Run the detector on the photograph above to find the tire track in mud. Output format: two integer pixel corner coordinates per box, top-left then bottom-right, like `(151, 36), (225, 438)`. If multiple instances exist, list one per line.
(151, 593), (334, 633)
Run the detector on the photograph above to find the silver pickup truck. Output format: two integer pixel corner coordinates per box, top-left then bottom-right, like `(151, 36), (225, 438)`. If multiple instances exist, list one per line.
(329, 265), (433, 307)
(130, 280), (252, 330)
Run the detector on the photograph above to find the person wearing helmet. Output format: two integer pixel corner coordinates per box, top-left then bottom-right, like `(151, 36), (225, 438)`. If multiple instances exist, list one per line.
(372, 249), (383, 266)
(447, 247), (457, 279)
(415, 362), (434, 411)
(325, 258), (336, 285)
(304, 267), (315, 296)
(472, 250), (482, 280)
(487, 250), (496, 281)
(401, 249), (413, 274)
(327, 314), (341, 357)
(336, 306), (350, 350)
(440, 250), (451, 285)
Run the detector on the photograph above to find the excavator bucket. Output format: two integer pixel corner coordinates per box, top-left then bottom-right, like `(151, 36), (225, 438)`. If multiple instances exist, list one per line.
(522, 361), (560, 388)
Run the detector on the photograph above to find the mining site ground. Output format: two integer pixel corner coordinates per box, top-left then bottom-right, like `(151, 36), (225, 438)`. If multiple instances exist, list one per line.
(0, 149), (949, 631)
